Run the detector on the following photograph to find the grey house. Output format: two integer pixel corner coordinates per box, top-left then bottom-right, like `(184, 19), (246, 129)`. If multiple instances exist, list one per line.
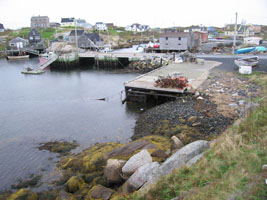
(28, 29), (42, 44)
(78, 33), (104, 49)
(31, 16), (50, 28)
(69, 30), (85, 44)
(0, 23), (4, 32)
(159, 32), (195, 51)
(9, 37), (29, 48)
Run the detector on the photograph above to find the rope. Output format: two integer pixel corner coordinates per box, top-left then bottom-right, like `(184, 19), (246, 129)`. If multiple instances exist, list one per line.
(88, 90), (125, 101)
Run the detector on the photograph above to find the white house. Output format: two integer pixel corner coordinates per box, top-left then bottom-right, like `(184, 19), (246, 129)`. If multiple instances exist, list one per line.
(61, 18), (75, 27)
(125, 24), (150, 32)
(244, 37), (263, 45)
(9, 37), (29, 48)
(95, 22), (107, 31)
(75, 19), (92, 29)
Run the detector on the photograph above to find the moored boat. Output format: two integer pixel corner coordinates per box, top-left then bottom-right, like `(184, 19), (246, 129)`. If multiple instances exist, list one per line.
(234, 47), (256, 54)
(21, 67), (45, 75)
(234, 56), (259, 68)
(7, 55), (29, 60)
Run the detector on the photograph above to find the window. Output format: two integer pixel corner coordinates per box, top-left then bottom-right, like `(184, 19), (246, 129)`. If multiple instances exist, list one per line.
(166, 37), (168, 40)
(178, 37), (181, 40)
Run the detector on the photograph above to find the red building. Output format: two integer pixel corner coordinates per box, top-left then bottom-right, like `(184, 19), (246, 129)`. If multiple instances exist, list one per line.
(194, 31), (208, 43)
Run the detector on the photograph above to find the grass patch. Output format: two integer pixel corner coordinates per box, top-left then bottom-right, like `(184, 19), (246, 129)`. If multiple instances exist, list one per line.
(121, 72), (267, 200)
(40, 28), (56, 40)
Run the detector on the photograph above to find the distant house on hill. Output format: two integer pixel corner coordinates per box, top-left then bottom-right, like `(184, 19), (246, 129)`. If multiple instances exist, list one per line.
(75, 19), (92, 29)
(68, 30), (85, 44)
(106, 23), (115, 29)
(49, 22), (61, 28)
(95, 22), (107, 31)
(184, 26), (207, 33)
(28, 29), (42, 44)
(9, 37), (29, 48)
(249, 24), (261, 34)
(159, 32), (195, 51)
(61, 18), (75, 27)
(224, 24), (254, 37)
(125, 24), (150, 32)
(78, 33), (104, 49)
(0, 23), (4, 32)
(31, 16), (50, 28)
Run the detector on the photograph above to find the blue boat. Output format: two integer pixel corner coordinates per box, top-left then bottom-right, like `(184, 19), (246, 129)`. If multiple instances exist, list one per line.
(255, 46), (267, 52)
(234, 47), (256, 54)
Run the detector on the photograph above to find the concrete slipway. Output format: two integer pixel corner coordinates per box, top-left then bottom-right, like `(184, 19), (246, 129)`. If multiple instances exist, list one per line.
(124, 60), (221, 102)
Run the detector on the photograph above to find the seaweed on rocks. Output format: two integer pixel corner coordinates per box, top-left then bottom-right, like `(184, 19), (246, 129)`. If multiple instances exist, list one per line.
(133, 96), (233, 144)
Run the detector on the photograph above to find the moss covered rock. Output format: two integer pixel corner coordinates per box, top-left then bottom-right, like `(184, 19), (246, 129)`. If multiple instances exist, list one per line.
(56, 191), (76, 200)
(106, 136), (171, 162)
(9, 189), (38, 200)
(58, 143), (123, 173)
(39, 141), (78, 156)
(65, 176), (86, 193)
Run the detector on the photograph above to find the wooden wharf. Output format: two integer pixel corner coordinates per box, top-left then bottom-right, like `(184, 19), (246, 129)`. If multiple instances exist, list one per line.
(124, 60), (221, 102)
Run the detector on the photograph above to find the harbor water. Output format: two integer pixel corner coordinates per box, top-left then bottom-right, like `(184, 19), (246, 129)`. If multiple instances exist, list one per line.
(0, 57), (141, 191)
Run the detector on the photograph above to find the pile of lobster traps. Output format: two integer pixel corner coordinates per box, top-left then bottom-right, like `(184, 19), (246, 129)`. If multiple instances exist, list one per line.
(154, 73), (189, 90)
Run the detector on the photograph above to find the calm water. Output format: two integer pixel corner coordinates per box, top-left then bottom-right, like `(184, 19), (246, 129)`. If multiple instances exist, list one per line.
(0, 58), (141, 191)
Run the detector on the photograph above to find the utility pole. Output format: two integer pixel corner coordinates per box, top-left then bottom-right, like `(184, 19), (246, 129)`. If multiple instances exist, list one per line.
(74, 19), (78, 55)
(233, 12), (238, 53)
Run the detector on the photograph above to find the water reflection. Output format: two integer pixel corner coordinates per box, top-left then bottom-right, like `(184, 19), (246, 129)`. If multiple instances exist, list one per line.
(0, 58), (140, 191)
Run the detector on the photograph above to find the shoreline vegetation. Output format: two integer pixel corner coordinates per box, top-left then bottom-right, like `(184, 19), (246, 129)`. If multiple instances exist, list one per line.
(0, 70), (266, 199)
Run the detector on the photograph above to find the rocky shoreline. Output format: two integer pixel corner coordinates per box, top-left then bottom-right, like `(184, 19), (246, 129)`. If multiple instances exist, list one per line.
(1, 63), (264, 200)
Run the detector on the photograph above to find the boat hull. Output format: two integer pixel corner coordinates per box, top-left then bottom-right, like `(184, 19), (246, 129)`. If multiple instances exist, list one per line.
(234, 56), (259, 68)
(21, 70), (45, 75)
(234, 47), (256, 54)
(7, 55), (29, 60)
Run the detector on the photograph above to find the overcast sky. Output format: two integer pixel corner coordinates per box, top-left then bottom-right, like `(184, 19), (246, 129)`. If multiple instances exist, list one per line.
(0, 0), (267, 29)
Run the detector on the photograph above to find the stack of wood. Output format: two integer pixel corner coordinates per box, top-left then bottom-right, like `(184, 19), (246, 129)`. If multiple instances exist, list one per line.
(154, 76), (188, 90)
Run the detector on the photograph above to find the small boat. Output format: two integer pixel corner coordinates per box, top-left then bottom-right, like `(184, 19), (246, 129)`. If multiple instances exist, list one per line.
(136, 45), (144, 53)
(7, 55), (29, 60)
(234, 47), (256, 54)
(255, 46), (267, 52)
(21, 67), (45, 75)
(234, 56), (259, 68)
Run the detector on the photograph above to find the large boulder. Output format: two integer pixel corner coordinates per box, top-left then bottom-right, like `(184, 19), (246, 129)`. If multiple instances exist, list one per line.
(122, 149), (152, 177)
(104, 159), (126, 184)
(171, 136), (184, 150)
(65, 176), (85, 193)
(9, 189), (38, 200)
(127, 162), (160, 190)
(142, 140), (210, 189)
(160, 140), (209, 176)
(186, 152), (205, 167)
(90, 185), (114, 200)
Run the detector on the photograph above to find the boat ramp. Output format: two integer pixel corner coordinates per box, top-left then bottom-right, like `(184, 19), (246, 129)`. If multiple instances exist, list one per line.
(124, 60), (221, 102)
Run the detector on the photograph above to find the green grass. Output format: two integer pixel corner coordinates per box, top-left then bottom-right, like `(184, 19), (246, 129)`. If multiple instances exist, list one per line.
(8, 27), (31, 39)
(40, 28), (55, 40)
(7, 27), (56, 40)
(120, 72), (267, 200)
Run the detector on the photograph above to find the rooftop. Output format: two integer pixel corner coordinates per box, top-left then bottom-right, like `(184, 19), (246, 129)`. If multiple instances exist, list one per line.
(84, 33), (103, 42)
(160, 32), (190, 38)
(61, 18), (75, 23)
(69, 30), (85, 36)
